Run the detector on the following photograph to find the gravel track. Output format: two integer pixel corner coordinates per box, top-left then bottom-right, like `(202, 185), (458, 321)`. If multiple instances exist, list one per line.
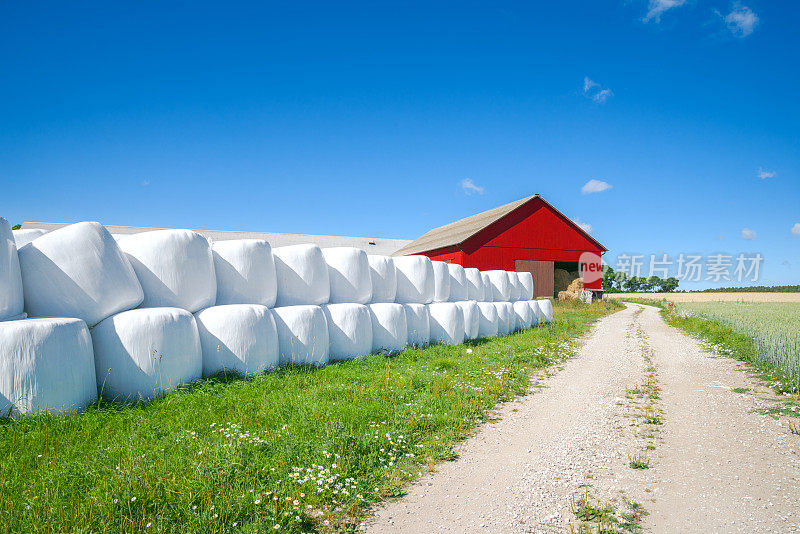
(363, 303), (800, 533)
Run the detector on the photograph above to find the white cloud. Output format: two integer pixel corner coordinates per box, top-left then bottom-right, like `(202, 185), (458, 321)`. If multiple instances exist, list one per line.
(723, 4), (759, 37)
(644, 0), (687, 23)
(757, 167), (775, 179)
(141, 180), (150, 187)
(741, 228), (757, 240)
(459, 178), (484, 195)
(574, 218), (593, 234)
(581, 179), (613, 195)
(792, 223), (800, 236)
(582, 77), (613, 104)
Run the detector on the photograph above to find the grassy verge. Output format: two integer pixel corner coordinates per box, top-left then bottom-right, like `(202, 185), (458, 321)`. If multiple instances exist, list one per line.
(0, 300), (621, 533)
(623, 298), (796, 394)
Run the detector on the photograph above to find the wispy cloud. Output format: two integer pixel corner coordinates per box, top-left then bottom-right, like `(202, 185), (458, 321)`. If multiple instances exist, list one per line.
(459, 178), (484, 195)
(792, 223), (800, 236)
(583, 77), (613, 103)
(581, 179), (612, 195)
(721, 4), (759, 37)
(741, 228), (757, 240)
(574, 218), (593, 234)
(141, 180), (151, 187)
(757, 167), (775, 179)
(643, 0), (687, 23)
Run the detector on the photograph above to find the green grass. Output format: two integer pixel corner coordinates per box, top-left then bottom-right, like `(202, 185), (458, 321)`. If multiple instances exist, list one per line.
(0, 300), (621, 533)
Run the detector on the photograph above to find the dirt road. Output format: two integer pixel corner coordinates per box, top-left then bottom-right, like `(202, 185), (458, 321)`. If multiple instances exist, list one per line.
(364, 303), (800, 533)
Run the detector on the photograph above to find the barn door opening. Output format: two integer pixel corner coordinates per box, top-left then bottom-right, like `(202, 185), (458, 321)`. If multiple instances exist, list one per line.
(515, 260), (554, 298)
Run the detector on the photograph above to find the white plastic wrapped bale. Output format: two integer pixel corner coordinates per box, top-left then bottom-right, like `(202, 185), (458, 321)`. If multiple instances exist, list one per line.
(538, 299), (554, 324)
(512, 301), (533, 331)
(273, 245), (330, 307)
(403, 303), (430, 347)
(476, 302), (499, 338)
(368, 303), (407, 354)
(322, 248), (372, 304)
(455, 300), (480, 340)
(272, 305), (330, 366)
(507, 271), (523, 302)
(429, 302), (465, 346)
(322, 303), (372, 361)
(195, 304), (279, 377)
(464, 268), (485, 301)
(367, 255), (397, 303)
(485, 271), (511, 302)
(91, 307), (202, 402)
(494, 302), (514, 336)
(394, 256), (434, 304)
(526, 300), (542, 326)
(118, 229), (216, 313)
(12, 228), (47, 248)
(481, 273), (493, 302)
(0, 318), (97, 415)
(446, 264), (468, 302)
(18, 222), (143, 327)
(0, 218), (24, 322)
(430, 261), (451, 303)
(518, 272), (534, 301)
(212, 239), (277, 307)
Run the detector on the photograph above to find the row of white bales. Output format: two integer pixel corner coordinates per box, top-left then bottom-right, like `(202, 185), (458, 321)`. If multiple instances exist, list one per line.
(0, 219), (553, 417)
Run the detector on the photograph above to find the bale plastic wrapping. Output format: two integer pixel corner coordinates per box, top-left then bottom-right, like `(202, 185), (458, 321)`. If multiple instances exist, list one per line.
(403, 303), (430, 347)
(455, 300), (480, 340)
(119, 229), (215, 313)
(527, 300), (543, 326)
(494, 302), (513, 336)
(19, 222), (143, 326)
(212, 239), (277, 307)
(0, 218), (24, 322)
(322, 303), (372, 361)
(0, 317), (97, 415)
(447, 264), (468, 302)
(272, 305), (330, 366)
(428, 302), (465, 346)
(367, 303), (407, 354)
(481, 273), (494, 302)
(367, 255), (397, 303)
(518, 272), (534, 300)
(12, 229), (47, 248)
(464, 268), (485, 301)
(273, 245), (330, 307)
(507, 271), (524, 301)
(91, 307), (202, 402)
(431, 261), (451, 302)
(512, 301), (533, 331)
(394, 256), (434, 304)
(195, 304), (279, 377)
(322, 248), (372, 304)
(538, 299), (554, 324)
(486, 271), (511, 302)
(476, 302), (499, 338)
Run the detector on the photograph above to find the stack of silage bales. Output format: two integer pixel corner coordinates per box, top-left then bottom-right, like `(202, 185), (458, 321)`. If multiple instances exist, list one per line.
(1, 214), (560, 416)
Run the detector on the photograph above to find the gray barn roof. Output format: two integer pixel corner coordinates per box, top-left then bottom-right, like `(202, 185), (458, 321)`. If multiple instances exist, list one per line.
(392, 195), (536, 256)
(20, 222), (411, 256)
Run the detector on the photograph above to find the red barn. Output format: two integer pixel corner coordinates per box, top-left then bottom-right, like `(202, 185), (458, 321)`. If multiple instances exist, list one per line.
(392, 195), (607, 298)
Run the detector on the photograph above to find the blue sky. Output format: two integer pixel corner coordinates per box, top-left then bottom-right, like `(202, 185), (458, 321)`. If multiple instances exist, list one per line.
(1, 1), (798, 289)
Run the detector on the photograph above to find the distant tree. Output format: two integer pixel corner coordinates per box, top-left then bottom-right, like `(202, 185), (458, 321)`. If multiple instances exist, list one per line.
(602, 265), (616, 291)
(11, 224), (21, 230)
(660, 277), (679, 293)
(647, 276), (662, 292)
(623, 276), (641, 292)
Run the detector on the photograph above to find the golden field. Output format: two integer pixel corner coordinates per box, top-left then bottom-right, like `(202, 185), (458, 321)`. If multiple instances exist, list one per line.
(607, 292), (800, 303)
